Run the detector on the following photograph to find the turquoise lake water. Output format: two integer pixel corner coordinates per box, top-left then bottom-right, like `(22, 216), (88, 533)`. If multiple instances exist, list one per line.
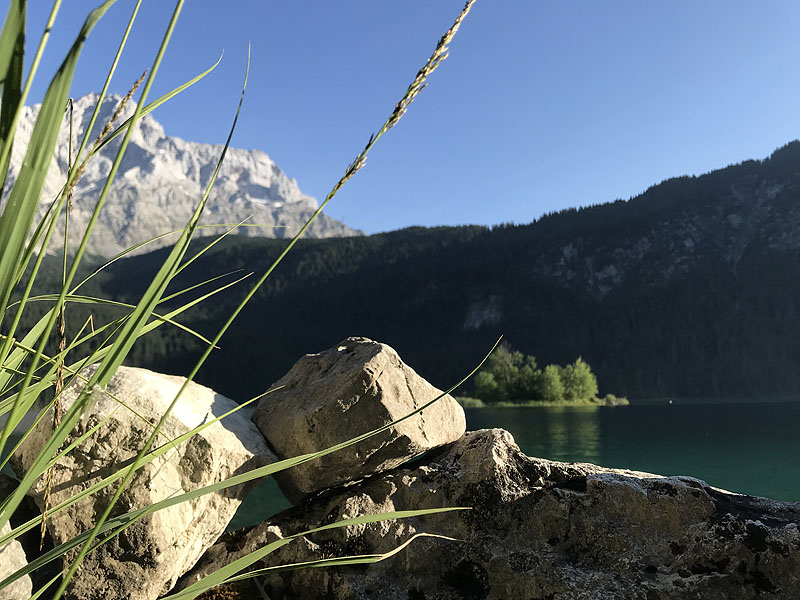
(231, 400), (800, 529)
(465, 401), (800, 501)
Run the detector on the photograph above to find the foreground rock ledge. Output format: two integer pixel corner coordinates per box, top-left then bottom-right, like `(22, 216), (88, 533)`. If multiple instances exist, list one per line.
(252, 337), (466, 504)
(12, 365), (276, 600)
(184, 428), (800, 600)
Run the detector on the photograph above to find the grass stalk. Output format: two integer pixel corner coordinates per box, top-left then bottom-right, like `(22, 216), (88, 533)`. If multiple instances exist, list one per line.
(0, 1), (479, 596)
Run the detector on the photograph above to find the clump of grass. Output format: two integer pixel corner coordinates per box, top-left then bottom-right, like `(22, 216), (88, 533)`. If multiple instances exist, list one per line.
(0, 1), (481, 599)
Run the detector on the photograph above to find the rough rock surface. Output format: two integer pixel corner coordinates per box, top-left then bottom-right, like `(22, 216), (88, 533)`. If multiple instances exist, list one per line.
(251, 337), (466, 504)
(0, 475), (50, 599)
(3, 94), (361, 257)
(11, 365), (276, 600)
(183, 429), (800, 600)
(0, 522), (32, 600)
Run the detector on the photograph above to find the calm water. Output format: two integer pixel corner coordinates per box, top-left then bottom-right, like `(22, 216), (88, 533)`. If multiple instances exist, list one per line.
(229, 400), (800, 529)
(466, 401), (800, 501)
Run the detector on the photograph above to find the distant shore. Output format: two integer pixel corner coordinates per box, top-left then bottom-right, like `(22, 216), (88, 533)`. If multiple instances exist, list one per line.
(456, 395), (629, 409)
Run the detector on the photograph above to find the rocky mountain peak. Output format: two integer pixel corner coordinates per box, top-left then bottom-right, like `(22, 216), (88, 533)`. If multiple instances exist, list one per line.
(4, 92), (362, 257)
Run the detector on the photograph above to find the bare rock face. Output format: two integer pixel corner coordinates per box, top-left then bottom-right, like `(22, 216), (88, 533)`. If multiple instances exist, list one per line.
(3, 93), (362, 258)
(10, 365), (276, 600)
(251, 337), (466, 504)
(184, 429), (800, 600)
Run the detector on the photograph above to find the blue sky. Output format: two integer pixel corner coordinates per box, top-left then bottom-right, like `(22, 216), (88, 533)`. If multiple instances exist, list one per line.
(16, 1), (800, 234)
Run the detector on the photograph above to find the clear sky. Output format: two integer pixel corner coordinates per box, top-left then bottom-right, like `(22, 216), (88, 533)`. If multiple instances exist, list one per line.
(14, 1), (800, 234)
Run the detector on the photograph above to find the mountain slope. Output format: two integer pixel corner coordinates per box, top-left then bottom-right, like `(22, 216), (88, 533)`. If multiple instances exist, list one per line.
(23, 141), (800, 401)
(3, 93), (361, 256)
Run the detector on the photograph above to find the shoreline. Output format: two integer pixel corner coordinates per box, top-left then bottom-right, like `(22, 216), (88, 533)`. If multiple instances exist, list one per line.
(456, 396), (630, 408)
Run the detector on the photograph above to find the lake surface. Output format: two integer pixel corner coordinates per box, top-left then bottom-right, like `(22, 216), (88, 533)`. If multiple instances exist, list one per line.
(232, 400), (800, 529)
(466, 401), (800, 502)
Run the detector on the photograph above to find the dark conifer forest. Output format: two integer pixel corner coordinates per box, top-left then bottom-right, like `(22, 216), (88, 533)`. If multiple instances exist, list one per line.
(14, 142), (800, 402)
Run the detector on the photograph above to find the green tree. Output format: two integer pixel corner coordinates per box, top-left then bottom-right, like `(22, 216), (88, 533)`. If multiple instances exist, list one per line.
(476, 343), (522, 401)
(537, 364), (565, 403)
(515, 355), (541, 401)
(474, 371), (504, 403)
(560, 357), (598, 402)
(474, 347), (603, 405)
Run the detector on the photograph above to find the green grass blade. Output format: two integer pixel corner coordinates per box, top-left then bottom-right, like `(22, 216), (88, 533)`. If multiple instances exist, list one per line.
(0, 0), (60, 198)
(67, 0), (142, 185)
(161, 509), (467, 600)
(0, 0), (116, 322)
(48, 4), (232, 595)
(0, 269), (250, 414)
(0, 312), (49, 395)
(69, 222), (270, 294)
(0, 0), (120, 459)
(0, 0), (25, 188)
(11, 0), (141, 299)
(93, 54), (222, 155)
(1, 504), (465, 597)
(0, 0), (196, 537)
(224, 532), (460, 581)
(175, 217), (254, 275)
(0, 312), (98, 406)
(18, 293), (221, 346)
(0, 267), (249, 410)
(12, 44), (217, 296)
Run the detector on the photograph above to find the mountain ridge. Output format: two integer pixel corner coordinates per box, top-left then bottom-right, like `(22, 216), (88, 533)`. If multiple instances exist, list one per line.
(3, 93), (362, 256)
(17, 140), (800, 400)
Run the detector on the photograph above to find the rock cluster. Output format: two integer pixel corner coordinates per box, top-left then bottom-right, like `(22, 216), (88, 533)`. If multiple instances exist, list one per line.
(2, 337), (800, 599)
(251, 337), (466, 503)
(188, 429), (800, 599)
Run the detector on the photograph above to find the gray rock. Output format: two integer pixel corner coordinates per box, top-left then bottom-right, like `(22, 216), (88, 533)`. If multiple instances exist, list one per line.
(10, 365), (276, 600)
(184, 429), (800, 599)
(251, 337), (466, 503)
(0, 521), (32, 600)
(0, 475), (53, 598)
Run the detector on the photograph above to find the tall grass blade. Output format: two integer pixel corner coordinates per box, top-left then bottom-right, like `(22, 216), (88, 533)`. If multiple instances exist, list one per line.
(224, 532), (460, 581)
(0, 0), (59, 198)
(0, 0), (116, 324)
(161, 509), (467, 600)
(47, 6), (241, 596)
(0, 0), (25, 189)
(0, 0), (185, 553)
(0, 312), (49, 395)
(93, 55), (223, 155)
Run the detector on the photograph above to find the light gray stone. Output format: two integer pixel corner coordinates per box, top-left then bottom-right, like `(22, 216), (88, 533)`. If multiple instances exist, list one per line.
(0, 522), (32, 600)
(251, 337), (466, 503)
(0, 474), (56, 598)
(10, 365), (276, 600)
(184, 429), (800, 600)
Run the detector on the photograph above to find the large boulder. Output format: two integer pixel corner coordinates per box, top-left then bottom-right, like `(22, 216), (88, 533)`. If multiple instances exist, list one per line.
(183, 429), (800, 599)
(251, 337), (466, 503)
(10, 365), (276, 600)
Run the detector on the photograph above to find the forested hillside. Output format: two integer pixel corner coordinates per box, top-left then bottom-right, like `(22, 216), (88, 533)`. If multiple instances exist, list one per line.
(16, 141), (800, 401)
